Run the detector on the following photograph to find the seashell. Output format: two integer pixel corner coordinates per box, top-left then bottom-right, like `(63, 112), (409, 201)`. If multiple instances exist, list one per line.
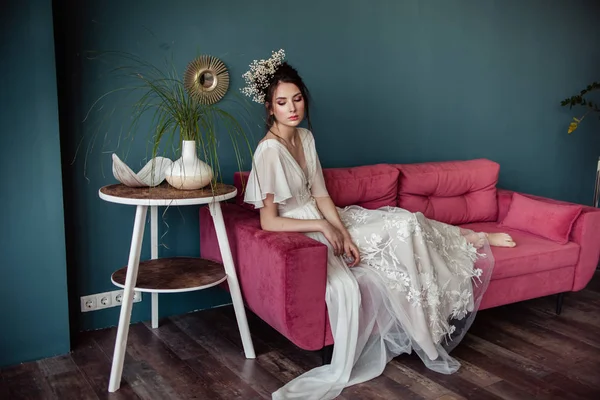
(112, 153), (173, 187)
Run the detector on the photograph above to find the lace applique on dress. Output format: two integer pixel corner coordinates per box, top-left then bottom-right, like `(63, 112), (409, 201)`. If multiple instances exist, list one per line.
(339, 206), (483, 342)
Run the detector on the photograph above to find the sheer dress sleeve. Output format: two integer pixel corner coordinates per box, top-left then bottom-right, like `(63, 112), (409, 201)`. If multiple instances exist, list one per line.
(243, 145), (293, 209)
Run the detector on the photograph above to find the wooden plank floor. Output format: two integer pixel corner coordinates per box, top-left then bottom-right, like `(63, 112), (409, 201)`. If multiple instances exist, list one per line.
(3, 271), (600, 399)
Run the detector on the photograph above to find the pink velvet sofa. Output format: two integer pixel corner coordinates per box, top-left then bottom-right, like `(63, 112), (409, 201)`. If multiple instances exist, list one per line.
(199, 159), (600, 354)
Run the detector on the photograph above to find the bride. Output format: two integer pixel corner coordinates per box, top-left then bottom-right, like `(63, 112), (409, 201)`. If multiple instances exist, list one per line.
(241, 50), (516, 400)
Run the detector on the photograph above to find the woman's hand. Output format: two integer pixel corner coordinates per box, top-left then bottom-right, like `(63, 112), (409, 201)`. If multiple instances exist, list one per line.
(342, 235), (361, 267)
(319, 220), (345, 256)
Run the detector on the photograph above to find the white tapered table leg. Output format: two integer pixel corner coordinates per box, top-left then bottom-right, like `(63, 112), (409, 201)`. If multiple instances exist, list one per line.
(151, 293), (159, 328)
(208, 201), (256, 359)
(108, 205), (148, 392)
(151, 206), (159, 329)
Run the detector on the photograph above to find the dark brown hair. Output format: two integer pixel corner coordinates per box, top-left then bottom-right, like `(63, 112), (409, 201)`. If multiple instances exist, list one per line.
(263, 62), (312, 133)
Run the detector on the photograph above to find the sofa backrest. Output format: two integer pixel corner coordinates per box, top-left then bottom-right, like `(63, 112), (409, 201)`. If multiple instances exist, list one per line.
(393, 159), (500, 225)
(233, 163), (399, 211)
(321, 164), (400, 209)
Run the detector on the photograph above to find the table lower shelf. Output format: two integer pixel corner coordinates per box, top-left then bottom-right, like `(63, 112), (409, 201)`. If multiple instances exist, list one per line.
(111, 257), (227, 293)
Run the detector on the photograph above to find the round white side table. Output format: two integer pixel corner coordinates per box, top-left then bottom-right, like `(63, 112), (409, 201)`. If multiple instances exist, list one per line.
(98, 182), (255, 392)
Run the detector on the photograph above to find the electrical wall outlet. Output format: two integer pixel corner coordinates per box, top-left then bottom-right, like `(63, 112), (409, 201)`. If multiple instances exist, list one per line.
(81, 295), (97, 311)
(112, 291), (123, 305)
(80, 289), (142, 312)
(96, 292), (112, 310)
(112, 290), (143, 305)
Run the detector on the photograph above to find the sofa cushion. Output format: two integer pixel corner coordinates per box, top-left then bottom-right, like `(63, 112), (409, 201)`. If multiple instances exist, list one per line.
(234, 164), (399, 211)
(459, 222), (580, 280)
(499, 192), (583, 244)
(321, 164), (399, 209)
(394, 159), (499, 225)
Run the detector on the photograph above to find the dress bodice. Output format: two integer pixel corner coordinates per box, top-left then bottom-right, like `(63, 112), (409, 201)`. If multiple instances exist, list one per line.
(244, 128), (329, 215)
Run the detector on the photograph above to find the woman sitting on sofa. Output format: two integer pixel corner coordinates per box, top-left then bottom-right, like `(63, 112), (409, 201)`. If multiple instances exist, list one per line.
(241, 50), (516, 400)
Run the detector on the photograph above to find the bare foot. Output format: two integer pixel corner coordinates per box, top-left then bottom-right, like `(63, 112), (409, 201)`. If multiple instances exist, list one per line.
(464, 232), (486, 249)
(487, 232), (516, 247)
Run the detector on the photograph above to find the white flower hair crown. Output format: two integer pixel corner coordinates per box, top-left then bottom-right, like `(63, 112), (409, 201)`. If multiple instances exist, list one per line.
(240, 49), (286, 104)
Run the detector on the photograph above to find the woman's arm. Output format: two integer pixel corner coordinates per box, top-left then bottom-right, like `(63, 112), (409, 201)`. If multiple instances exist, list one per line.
(259, 194), (346, 256)
(314, 195), (349, 237)
(259, 193), (323, 232)
(314, 195), (361, 266)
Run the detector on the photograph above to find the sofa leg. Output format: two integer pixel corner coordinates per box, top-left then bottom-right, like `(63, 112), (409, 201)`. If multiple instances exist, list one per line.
(322, 345), (333, 365)
(556, 293), (565, 315)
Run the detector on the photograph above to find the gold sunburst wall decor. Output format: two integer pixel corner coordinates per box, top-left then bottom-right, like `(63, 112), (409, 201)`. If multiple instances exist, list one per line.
(184, 55), (230, 104)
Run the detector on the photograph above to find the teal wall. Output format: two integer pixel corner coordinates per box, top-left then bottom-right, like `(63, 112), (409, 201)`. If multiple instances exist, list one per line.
(60, 0), (600, 332)
(0, 0), (71, 367)
(3, 0), (596, 366)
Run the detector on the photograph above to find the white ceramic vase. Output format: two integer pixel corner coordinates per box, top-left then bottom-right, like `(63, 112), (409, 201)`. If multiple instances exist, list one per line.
(165, 140), (213, 190)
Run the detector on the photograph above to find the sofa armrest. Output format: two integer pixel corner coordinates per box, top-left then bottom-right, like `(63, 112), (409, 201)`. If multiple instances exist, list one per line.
(199, 204), (329, 350)
(568, 208), (600, 290)
(497, 189), (600, 291)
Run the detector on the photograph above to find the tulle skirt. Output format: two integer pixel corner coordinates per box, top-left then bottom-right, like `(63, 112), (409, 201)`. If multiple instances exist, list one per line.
(272, 199), (494, 400)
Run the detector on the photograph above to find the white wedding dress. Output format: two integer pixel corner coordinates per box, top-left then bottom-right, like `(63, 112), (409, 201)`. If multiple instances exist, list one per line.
(244, 128), (494, 400)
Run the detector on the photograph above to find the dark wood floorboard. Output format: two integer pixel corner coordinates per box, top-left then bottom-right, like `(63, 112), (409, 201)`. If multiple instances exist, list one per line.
(2, 361), (58, 400)
(3, 271), (600, 399)
(0, 373), (9, 399)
